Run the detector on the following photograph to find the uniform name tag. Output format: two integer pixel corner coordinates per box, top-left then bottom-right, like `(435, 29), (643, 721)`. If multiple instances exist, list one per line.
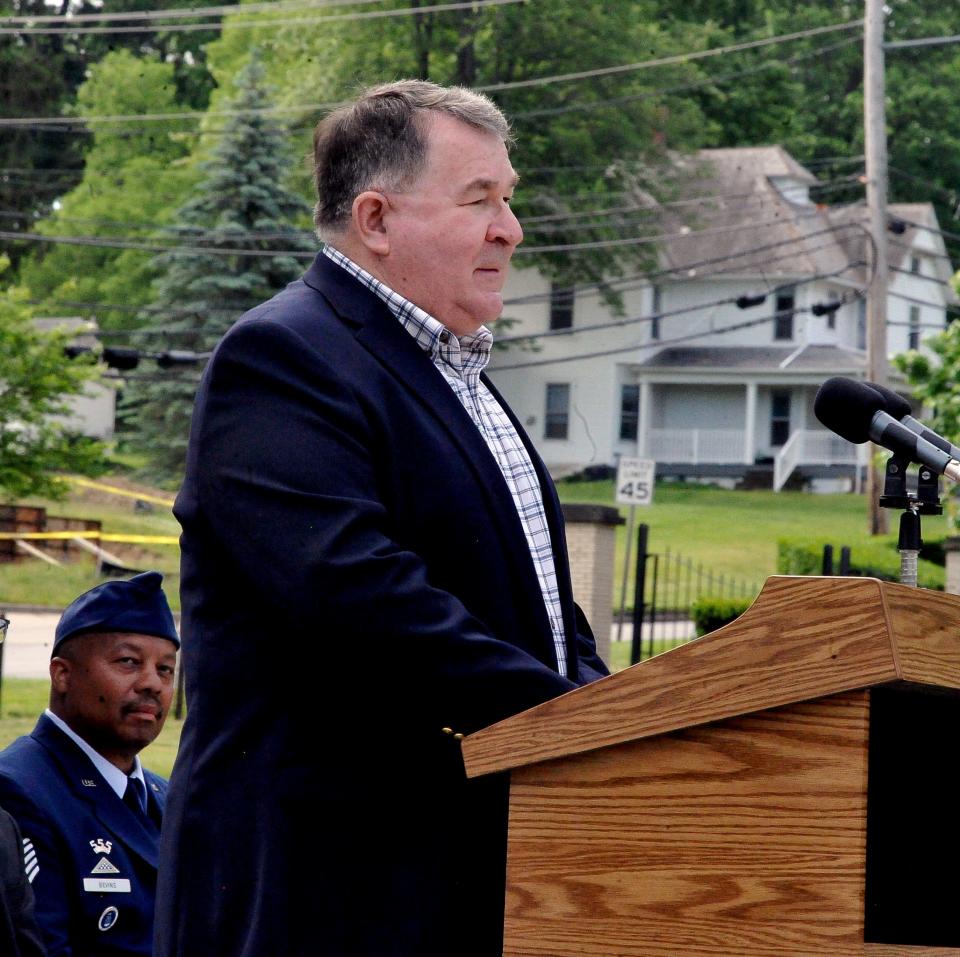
(83, 878), (131, 893)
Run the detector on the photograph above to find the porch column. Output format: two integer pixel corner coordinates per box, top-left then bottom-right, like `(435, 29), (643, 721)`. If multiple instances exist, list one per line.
(744, 381), (758, 465)
(638, 380), (652, 457)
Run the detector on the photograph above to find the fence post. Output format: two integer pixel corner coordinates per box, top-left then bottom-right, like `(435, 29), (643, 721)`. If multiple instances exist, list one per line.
(630, 523), (649, 666)
(839, 546), (851, 575)
(822, 544), (834, 575)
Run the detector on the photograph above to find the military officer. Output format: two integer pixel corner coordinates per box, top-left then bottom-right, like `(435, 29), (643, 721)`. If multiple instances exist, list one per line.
(0, 572), (179, 957)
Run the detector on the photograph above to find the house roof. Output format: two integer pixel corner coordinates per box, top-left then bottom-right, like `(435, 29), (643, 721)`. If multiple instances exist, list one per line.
(639, 343), (875, 373)
(653, 148), (953, 295)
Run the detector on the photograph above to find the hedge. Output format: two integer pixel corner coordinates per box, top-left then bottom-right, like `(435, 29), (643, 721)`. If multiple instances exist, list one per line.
(776, 537), (944, 590)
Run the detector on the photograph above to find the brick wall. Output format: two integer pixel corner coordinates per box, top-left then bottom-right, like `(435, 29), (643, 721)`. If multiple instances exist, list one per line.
(561, 504), (623, 668)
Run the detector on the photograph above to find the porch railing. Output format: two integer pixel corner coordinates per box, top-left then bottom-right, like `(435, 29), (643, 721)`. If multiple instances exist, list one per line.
(773, 429), (861, 492)
(646, 428), (745, 464)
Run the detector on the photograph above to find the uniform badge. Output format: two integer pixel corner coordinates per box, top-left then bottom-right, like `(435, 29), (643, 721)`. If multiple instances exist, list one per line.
(90, 839), (113, 854)
(81, 778), (97, 787)
(91, 857), (120, 875)
(98, 906), (119, 932)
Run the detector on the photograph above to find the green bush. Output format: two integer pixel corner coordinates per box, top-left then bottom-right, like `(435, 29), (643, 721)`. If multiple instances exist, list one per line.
(776, 537), (944, 590)
(691, 596), (754, 636)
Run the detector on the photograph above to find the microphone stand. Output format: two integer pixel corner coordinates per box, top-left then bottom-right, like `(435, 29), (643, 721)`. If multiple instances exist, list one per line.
(878, 455), (942, 588)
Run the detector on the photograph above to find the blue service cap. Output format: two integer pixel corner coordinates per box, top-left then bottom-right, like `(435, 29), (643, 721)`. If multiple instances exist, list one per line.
(53, 571), (180, 655)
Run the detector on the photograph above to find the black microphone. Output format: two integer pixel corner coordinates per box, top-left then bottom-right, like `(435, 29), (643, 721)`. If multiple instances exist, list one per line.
(813, 377), (960, 483)
(863, 379), (960, 461)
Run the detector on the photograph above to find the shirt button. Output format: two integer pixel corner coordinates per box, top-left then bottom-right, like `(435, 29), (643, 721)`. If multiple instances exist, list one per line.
(439, 331), (450, 343)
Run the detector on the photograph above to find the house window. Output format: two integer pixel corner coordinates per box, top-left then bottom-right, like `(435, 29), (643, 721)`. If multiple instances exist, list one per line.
(774, 288), (795, 341)
(549, 283), (573, 330)
(911, 256), (921, 275)
(909, 305), (921, 350)
(650, 285), (662, 340)
(619, 384), (640, 441)
(770, 391), (791, 447)
(544, 383), (570, 439)
(857, 298), (867, 350)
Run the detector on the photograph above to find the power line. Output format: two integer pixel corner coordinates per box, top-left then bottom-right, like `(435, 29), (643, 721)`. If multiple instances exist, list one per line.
(481, 19), (863, 92)
(1, 210), (855, 259)
(497, 264), (863, 347)
(27, 229), (868, 327)
(490, 298), (861, 372)
(885, 34), (960, 51)
(0, 17), (863, 127)
(0, 0), (384, 25)
(510, 35), (864, 120)
(0, 0), (528, 36)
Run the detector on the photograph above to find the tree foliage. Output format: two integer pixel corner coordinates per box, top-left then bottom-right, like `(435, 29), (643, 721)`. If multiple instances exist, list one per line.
(0, 270), (107, 500)
(202, 0), (719, 298)
(16, 50), (199, 328)
(122, 53), (315, 483)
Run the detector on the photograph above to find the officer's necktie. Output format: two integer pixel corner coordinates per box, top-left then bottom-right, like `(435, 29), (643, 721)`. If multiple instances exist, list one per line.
(123, 775), (147, 817)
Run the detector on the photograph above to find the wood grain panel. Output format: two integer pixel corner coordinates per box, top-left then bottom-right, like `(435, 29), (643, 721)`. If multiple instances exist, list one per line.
(465, 577), (900, 777)
(503, 692), (873, 957)
(883, 581), (960, 689)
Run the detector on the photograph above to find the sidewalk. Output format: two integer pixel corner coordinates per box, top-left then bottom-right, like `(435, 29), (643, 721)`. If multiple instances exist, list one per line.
(0, 611), (59, 679)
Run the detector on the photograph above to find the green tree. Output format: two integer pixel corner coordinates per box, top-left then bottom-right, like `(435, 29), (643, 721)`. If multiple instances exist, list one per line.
(0, 0), (229, 270)
(123, 53), (315, 483)
(0, 271), (107, 500)
(16, 50), (199, 330)
(202, 0), (720, 301)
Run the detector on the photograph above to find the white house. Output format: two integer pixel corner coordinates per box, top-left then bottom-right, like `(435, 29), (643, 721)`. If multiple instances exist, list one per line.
(35, 317), (116, 440)
(488, 147), (956, 490)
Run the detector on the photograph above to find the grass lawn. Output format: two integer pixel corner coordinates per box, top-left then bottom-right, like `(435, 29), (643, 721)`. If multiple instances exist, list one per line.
(0, 678), (183, 779)
(0, 473), (947, 616)
(1, 475), (181, 611)
(557, 479), (947, 594)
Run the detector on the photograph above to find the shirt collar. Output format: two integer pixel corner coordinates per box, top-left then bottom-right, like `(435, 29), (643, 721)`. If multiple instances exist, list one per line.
(45, 708), (145, 800)
(321, 244), (493, 372)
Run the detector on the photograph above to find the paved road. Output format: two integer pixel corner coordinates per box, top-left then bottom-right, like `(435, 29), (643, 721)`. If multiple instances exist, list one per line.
(1, 611), (59, 679)
(0, 610), (696, 679)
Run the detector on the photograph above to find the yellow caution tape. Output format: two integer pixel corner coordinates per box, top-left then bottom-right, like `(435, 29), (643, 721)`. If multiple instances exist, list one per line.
(0, 531), (178, 544)
(66, 476), (176, 509)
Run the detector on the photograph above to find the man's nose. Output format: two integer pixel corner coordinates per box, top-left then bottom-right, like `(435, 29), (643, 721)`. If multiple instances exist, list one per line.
(489, 203), (523, 248)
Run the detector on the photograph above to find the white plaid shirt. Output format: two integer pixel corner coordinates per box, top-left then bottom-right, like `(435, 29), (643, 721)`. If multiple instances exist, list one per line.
(323, 245), (568, 677)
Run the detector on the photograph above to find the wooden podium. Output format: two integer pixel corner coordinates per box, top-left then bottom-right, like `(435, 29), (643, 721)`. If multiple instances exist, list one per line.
(462, 576), (960, 957)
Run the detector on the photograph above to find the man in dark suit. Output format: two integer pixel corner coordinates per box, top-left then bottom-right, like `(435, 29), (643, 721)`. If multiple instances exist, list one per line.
(156, 80), (609, 957)
(0, 573), (179, 957)
(0, 806), (46, 957)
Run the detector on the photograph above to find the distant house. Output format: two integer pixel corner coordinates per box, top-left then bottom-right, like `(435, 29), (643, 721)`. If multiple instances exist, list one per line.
(489, 147), (955, 490)
(34, 317), (116, 440)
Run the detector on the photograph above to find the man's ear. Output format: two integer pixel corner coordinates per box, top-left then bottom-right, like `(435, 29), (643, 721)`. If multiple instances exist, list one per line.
(352, 191), (391, 257)
(50, 656), (72, 696)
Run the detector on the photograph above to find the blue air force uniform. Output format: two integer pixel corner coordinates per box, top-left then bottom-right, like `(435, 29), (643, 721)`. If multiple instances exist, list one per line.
(0, 714), (167, 957)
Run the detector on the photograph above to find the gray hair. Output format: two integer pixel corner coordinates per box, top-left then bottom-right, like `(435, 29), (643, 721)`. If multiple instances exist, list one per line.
(312, 79), (513, 237)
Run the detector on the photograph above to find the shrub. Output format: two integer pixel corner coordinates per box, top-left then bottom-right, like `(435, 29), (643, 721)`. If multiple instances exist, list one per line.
(691, 596), (753, 636)
(776, 537), (944, 590)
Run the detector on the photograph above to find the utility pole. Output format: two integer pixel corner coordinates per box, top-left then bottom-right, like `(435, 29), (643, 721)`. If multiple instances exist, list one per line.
(864, 0), (889, 534)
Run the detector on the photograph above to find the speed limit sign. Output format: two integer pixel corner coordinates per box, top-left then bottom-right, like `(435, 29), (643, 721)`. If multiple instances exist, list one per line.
(615, 457), (655, 506)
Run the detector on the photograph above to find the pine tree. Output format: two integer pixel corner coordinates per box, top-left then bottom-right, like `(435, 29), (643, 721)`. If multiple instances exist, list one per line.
(124, 53), (315, 484)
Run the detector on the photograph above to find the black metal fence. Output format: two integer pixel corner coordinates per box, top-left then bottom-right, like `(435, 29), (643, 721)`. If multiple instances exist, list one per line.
(620, 523), (763, 663)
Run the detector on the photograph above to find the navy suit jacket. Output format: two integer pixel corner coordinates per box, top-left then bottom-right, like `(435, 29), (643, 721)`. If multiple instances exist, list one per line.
(156, 253), (608, 957)
(0, 715), (166, 957)
(0, 807), (46, 957)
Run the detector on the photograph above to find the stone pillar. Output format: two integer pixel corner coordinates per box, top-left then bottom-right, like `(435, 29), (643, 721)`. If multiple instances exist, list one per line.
(944, 537), (960, 595)
(560, 504), (624, 667)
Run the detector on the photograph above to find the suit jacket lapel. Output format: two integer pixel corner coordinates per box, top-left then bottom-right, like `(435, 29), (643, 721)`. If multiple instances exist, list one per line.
(32, 715), (160, 869)
(304, 254), (558, 659)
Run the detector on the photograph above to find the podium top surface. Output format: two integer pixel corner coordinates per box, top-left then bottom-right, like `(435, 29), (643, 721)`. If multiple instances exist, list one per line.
(463, 575), (960, 778)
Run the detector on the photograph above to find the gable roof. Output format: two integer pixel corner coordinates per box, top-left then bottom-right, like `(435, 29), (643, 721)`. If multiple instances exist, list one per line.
(651, 148), (953, 295)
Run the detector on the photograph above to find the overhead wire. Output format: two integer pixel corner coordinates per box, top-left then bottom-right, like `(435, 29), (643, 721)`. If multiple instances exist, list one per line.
(0, 18), (864, 128)
(496, 264), (865, 347)
(0, 0), (530, 36)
